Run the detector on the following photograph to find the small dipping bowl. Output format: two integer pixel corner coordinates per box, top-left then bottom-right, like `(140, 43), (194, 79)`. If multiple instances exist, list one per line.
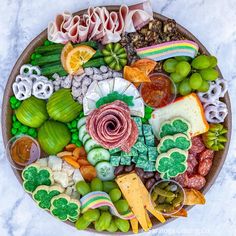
(149, 179), (185, 216)
(6, 135), (41, 170)
(140, 73), (177, 109)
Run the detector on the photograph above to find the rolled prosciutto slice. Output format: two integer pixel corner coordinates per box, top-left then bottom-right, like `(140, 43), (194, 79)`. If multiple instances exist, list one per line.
(86, 100), (138, 152)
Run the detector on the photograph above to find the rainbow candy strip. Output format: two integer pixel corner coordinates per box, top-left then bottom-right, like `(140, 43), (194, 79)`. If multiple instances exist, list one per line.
(80, 191), (135, 220)
(136, 40), (199, 61)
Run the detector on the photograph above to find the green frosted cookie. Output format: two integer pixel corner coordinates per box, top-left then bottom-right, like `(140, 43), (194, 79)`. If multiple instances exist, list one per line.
(50, 194), (81, 222)
(159, 117), (191, 138)
(32, 185), (64, 210)
(155, 148), (188, 180)
(157, 133), (192, 153)
(22, 164), (54, 194)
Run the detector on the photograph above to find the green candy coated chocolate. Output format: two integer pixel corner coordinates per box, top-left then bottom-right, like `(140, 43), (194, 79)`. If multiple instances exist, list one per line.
(70, 128), (77, 133)
(20, 125), (28, 133)
(72, 133), (79, 141)
(44, 40), (50, 46)
(27, 128), (35, 136)
(71, 120), (77, 128)
(75, 140), (82, 147)
(12, 115), (17, 122)
(31, 53), (36, 60)
(13, 121), (21, 129)
(11, 128), (18, 135)
(79, 112), (84, 118)
(10, 96), (18, 104)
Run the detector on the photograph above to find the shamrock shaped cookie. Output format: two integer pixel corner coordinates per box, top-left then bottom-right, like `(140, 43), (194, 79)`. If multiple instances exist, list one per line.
(32, 185), (64, 210)
(159, 117), (191, 138)
(22, 164), (54, 193)
(50, 194), (81, 222)
(156, 148), (188, 180)
(157, 133), (192, 153)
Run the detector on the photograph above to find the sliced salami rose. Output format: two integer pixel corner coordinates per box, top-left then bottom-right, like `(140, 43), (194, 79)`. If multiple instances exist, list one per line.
(86, 100), (138, 152)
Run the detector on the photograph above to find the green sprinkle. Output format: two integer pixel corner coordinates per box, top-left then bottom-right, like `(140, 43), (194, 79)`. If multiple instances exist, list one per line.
(75, 140), (82, 147)
(11, 128), (18, 135)
(13, 121), (21, 129)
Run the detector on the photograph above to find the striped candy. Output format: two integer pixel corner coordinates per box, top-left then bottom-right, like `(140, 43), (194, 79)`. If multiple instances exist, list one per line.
(80, 191), (135, 220)
(136, 40), (199, 61)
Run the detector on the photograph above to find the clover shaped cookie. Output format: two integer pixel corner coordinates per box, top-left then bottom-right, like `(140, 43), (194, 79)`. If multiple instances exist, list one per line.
(159, 118), (191, 138)
(157, 133), (192, 153)
(156, 149), (188, 180)
(32, 185), (64, 210)
(22, 164), (54, 193)
(50, 194), (81, 222)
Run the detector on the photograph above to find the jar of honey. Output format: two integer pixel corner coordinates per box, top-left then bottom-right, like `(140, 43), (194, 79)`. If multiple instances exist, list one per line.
(6, 135), (40, 170)
(140, 73), (177, 109)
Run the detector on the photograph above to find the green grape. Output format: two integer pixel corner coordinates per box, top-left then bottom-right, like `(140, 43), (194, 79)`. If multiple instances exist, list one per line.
(76, 181), (91, 196)
(103, 181), (118, 193)
(163, 58), (178, 73)
(175, 56), (191, 61)
(83, 209), (100, 222)
(114, 199), (129, 214)
(198, 80), (210, 92)
(208, 56), (217, 68)
(170, 73), (185, 83)
(114, 218), (130, 233)
(189, 73), (203, 90)
(75, 216), (91, 230)
(99, 206), (109, 211)
(179, 79), (192, 96)
(95, 212), (112, 231)
(109, 188), (122, 202)
(175, 61), (191, 77)
(107, 219), (118, 232)
(91, 178), (103, 191)
(191, 55), (210, 69)
(199, 68), (219, 81)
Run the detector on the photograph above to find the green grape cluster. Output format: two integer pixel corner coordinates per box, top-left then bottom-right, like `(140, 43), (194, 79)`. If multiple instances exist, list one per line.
(163, 55), (219, 96)
(75, 178), (130, 232)
(11, 114), (37, 138)
(66, 112), (84, 147)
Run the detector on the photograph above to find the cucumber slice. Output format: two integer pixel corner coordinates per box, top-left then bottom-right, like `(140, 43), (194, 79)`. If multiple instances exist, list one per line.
(84, 139), (101, 153)
(87, 148), (110, 166)
(82, 133), (91, 145)
(78, 124), (87, 141)
(77, 117), (86, 130)
(95, 161), (115, 181)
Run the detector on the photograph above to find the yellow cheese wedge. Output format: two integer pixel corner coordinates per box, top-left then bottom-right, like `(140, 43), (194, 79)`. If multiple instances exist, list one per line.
(116, 173), (149, 231)
(130, 218), (139, 234)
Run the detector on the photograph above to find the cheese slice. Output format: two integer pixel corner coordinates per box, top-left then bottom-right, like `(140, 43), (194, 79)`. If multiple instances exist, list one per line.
(149, 93), (209, 138)
(116, 173), (149, 231)
(130, 97), (145, 117)
(123, 82), (140, 99)
(97, 79), (113, 97)
(130, 218), (139, 234)
(113, 77), (131, 93)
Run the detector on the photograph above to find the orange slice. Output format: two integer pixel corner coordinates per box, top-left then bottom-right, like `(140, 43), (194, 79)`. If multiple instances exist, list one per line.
(66, 45), (96, 75)
(131, 59), (157, 75)
(61, 42), (74, 71)
(124, 66), (151, 83)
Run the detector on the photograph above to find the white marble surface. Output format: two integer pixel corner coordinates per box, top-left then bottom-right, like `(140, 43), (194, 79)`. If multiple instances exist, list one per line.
(0, 0), (236, 236)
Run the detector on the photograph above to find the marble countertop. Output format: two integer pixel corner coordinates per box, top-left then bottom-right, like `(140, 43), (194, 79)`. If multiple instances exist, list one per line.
(0, 0), (236, 235)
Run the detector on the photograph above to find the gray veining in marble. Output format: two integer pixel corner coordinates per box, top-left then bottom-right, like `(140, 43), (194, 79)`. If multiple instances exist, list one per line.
(0, 0), (236, 236)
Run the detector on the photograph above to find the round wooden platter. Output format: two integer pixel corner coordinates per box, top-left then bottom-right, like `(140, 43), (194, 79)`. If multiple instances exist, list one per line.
(1, 6), (232, 234)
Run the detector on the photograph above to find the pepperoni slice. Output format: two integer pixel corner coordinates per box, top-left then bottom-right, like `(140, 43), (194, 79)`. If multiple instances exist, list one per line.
(189, 136), (206, 155)
(175, 172), (189, 187)
(187, 153), (198, 174)
(198, 158), (213, 176)
(199, 149), (214, 162)
(187, 174), (206, 190)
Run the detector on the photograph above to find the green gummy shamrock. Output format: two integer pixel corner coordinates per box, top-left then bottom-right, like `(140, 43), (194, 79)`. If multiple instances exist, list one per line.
(32, 185), (64, 210)
(157, 133), (192, 153)
(22, 164), (54, 194)
(50, 194), (81, 222)
(159, 117), (191, 138)
(156, 148), (188, 180)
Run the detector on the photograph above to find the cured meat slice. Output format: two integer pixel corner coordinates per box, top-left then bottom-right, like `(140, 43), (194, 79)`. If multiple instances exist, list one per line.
(187, 175), (206, 190)
(86, 100), (138, 152)
(47, 1), (153, 44)
(187, 153), (198, 174)
(198, 158), (213, 176)
(189, 136), (205, 156)
(199, 149), (214, 162)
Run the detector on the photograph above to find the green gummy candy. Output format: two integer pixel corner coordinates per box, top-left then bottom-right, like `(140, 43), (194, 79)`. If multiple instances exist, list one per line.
(159, 117), (191, 138)
(13, 121), (21, 129)
(157, 133), (191, 153)
(156, 148), (188, 180)
(11, 128), (18, 135)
